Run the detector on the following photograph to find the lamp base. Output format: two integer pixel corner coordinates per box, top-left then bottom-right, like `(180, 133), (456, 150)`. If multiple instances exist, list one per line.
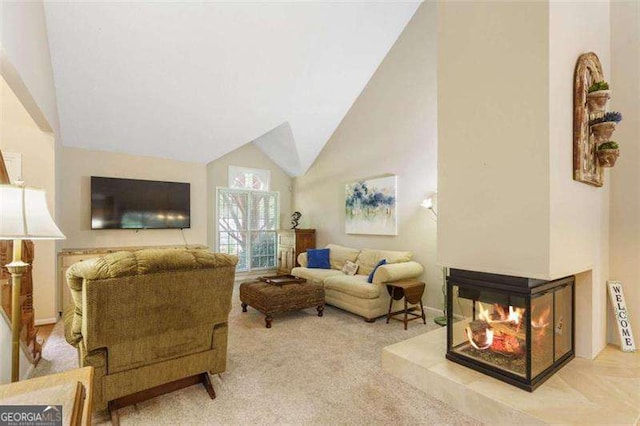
(7, 240), (29, 383)
(434, 315), (447, 327)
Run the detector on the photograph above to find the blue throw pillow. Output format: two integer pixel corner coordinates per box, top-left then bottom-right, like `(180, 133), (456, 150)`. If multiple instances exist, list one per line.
(307, 248), (331, 269)
(368, 259), (387, 283)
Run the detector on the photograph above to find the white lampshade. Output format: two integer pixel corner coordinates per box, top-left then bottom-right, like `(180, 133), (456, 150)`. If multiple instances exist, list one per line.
(0, 184), (65, 240)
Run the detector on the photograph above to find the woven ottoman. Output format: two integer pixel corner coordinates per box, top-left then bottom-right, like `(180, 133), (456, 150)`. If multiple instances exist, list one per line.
(239, 280), (325, 328)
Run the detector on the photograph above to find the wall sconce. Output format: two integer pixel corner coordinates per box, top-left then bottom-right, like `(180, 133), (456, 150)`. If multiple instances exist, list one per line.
(421, 193), (437, 216)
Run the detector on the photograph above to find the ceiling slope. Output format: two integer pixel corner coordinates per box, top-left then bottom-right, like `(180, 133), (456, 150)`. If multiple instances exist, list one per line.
(252, 122), (301, 176)
(44, 2), (420, 174)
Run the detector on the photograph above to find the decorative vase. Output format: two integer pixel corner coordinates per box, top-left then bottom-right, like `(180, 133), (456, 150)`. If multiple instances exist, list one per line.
(590, 121), (616, 142)
(597, 148), (619, 167)
(586, 90), (610, 113)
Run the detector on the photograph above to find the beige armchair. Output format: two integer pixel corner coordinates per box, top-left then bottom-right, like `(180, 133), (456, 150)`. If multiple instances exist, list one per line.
(63, 248), (237, 412)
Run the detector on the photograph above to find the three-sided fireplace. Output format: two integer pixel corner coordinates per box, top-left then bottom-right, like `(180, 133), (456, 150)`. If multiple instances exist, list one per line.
(446, 269), (575, 391)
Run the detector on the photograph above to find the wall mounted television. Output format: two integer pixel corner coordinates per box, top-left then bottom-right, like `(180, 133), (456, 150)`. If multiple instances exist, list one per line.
(91, 176), (190, 230)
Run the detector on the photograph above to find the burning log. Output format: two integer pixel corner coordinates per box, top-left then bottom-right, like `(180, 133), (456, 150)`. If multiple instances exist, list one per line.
(466, 320), (493, 350)
(490, 332), (524, 356)
(490, 321), (525, 340)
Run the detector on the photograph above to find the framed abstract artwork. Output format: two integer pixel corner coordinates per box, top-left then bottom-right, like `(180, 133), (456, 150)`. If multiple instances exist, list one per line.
(345, 175), (397, 236)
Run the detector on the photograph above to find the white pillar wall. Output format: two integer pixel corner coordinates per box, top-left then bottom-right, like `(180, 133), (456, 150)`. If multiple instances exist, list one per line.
(438, 0), (611, 359)
(609, 0), (640, 346)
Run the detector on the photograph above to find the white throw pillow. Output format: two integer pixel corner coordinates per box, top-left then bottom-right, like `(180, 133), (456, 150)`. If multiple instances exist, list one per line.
(341, 260), (359, 276)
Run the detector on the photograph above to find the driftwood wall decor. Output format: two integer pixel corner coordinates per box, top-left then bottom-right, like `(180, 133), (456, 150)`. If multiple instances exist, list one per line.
(573, 52), (606, 187)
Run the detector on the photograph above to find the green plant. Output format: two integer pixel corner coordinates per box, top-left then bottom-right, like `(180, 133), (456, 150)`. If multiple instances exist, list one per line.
(588, 81), (609, 93)
(598, 141), (619, 150)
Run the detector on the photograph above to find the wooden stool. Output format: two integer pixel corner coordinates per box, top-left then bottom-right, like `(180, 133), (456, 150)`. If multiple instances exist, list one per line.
(385, 280), (426, 330)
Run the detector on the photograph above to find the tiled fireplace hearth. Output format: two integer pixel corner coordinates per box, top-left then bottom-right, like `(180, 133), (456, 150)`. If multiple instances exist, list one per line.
(446, 269), (575, 391)
(382, 324), (640, 424)
(382, 269), (638, 425)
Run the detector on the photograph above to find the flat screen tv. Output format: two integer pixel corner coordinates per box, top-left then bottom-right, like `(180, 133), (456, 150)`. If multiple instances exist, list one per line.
(91, 176), (190, 230)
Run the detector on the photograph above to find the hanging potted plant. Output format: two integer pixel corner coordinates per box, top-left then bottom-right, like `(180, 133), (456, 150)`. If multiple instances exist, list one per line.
(590, 111), (622, 142)
(596, 141), (620, 167)
(586, 81), (610, 113)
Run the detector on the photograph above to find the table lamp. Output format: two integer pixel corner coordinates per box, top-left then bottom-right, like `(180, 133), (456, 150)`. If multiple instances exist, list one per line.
(0, 183), (65, 382)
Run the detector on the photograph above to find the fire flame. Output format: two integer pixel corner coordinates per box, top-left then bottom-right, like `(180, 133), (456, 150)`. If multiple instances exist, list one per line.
(508, 306), (523, 324)
(466, 302), (525, 352)
(532, 306), (551, 330)
(477, 302), (493, 323)
(466, 301), (552, 353)
(476, 302), (524, 327)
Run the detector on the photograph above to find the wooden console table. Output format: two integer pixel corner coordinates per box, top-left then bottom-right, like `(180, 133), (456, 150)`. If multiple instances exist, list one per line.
(57, 245), (207, 315)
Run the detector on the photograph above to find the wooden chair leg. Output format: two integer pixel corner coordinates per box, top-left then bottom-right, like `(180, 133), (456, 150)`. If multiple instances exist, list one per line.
(404, 298), (408, 330)
(420, 300), (426, 324)
(201, 372), (216, 400)
(109, 401), (120, 426)
(386, 295), (394, 324)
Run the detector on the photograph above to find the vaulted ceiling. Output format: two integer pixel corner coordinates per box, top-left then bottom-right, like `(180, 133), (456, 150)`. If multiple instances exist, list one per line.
(44, 2), (420, 175)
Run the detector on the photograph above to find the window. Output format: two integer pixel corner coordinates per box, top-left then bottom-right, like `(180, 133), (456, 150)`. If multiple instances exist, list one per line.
(217, 188), (279, 271)
(228, 166), (270, 191)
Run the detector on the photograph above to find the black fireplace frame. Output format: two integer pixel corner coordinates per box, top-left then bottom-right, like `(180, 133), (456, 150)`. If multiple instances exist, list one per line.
(446, 269), (575, 392)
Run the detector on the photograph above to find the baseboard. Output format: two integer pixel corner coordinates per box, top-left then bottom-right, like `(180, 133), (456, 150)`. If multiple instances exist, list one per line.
(424, 306), (444, 317)
(423, 306), (464, 321)
(34, 317), (57, 326)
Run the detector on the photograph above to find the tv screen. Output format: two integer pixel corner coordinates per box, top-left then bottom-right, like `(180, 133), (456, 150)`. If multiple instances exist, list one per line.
(91, 177), (190, 230)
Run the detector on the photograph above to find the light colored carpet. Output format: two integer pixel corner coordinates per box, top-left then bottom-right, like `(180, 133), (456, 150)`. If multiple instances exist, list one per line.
(33, 285), (477, 425)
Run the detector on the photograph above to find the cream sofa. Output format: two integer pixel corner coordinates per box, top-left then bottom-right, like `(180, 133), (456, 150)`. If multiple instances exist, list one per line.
(291, 244), (424, 322)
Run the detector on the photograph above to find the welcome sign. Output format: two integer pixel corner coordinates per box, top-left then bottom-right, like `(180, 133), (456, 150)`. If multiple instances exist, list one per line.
(608, 281), (636, 352)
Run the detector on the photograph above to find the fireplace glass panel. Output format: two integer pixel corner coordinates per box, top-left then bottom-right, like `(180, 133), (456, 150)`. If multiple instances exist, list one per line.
(447, 270), (575, 391)
(531, 292), (554, 377)
(554, 284), (572, 360)
(450, 285), (527, 378)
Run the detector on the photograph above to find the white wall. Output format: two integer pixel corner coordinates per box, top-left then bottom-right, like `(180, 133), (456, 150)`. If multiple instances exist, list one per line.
(609, 0), (640, 344)
(438, 0), (613, 358)
(0, 77), (57, 324)
(0, 0), (59, 134)
(438, 1), (551, 279)
(207, 143), (293, 250)
(59, 147), (208, 249)
(293, 2), (441, 308)
(548, 0), (611, 358)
